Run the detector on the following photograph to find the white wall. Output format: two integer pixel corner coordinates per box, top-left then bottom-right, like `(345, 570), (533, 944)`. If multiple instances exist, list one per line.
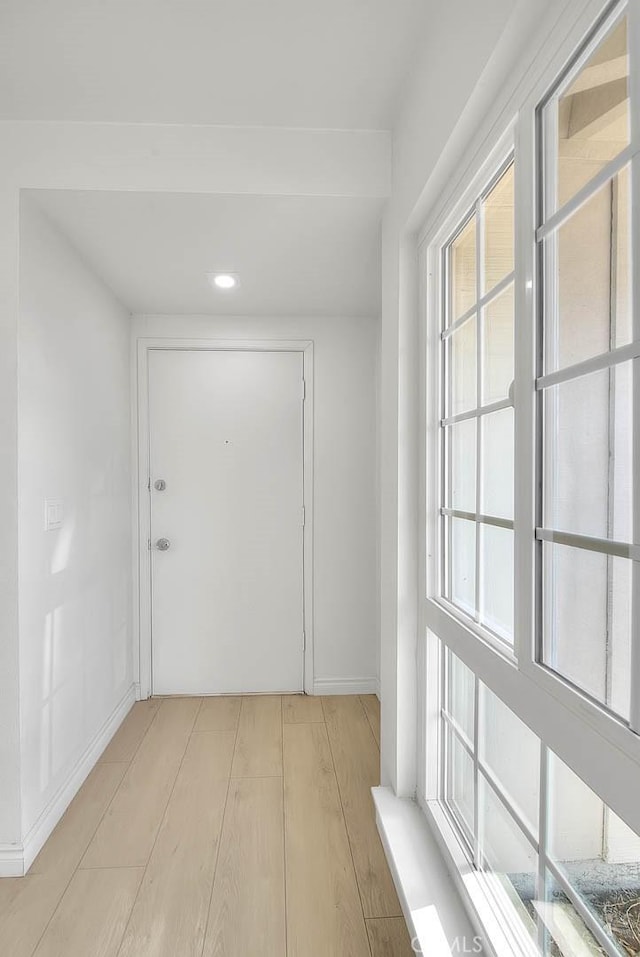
(133, 313), (379, 690)
(0, 187), (21, 853)
(18, 198), (133, 844)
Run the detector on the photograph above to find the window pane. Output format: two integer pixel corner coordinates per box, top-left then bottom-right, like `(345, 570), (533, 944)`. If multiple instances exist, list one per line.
(481, 407), (514, 520)
(449, 317), (477, 415)
(450, 517), (476, 616)
(536, 873), (607, 957)
(479, 774), (538, 939)
(450, 215), (477, 323)
(483, 164), (514, 294)
(543, 362), (632, 541)
(482, 284), (514, 405)
(479, 685), (539, 834)
(546, 166), (632, 372)
(548, 750), (640, 957)
(550, 14), (629, 213)
(450, 418), (477, 512)
(542, 543), (631, 720)
(447, 650), (475, 742)
(446, 728), (475, 838)
(479, 525), (514, 642)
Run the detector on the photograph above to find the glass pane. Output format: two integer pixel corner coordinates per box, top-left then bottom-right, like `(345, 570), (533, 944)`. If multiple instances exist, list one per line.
(450, 517), (476, 616)
(450, 317), (477, 415)
(535, 873), (607, 957)
(479, 685), (539, 834)
(450, 215), (477, 323)
(548, 750), (640, 957)
(479, 525), (514, 642)
(550, 15), (629, 213)
(446, 727), (475, 837)
(447, 650), (475, 742)
(450, 418), (477, 512)
(481, 407), (514, 520)
(482, 284), (514, 405)
(479, 774), (538, 940)
(546, 166), (632, 372)
(542, 543), (631, 720)
(544, 362), (632, 541)
(483, 164), (514, 294)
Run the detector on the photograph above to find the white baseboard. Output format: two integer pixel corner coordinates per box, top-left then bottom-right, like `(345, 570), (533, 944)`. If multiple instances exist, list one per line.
(0, 684), (136, 878)
(0, 842), (26, 878)
(313, 677), (378, 695)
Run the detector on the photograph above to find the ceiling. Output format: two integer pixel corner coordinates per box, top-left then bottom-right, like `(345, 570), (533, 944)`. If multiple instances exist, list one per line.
(0, 0), (431, 129)
(29, 189), (382, 317)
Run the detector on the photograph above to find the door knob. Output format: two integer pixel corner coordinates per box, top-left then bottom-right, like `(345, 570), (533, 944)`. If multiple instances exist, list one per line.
(155, 538), (171, 551)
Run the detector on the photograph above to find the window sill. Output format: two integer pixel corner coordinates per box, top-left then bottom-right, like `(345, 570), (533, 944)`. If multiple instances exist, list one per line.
(372, 786), (479, 956)
(419, 796), (541, 957)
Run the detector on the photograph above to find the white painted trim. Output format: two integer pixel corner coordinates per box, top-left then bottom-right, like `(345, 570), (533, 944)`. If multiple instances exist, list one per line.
(313, 677), (378, 695)
(0, 684), (135, 878)
(0, 843), (26, 878)
(373, 786), (478, 957)
(134, 337), (315, 698)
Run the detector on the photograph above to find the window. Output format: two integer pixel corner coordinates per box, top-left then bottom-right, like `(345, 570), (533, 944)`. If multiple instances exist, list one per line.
(441, 160), (516, 646)
(536, 3), (636, 725)
(442, 649), (640, 957)
(420, 2), (640, 956)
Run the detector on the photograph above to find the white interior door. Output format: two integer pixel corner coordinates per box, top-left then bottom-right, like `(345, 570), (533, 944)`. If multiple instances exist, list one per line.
(148, 349), (305, 694)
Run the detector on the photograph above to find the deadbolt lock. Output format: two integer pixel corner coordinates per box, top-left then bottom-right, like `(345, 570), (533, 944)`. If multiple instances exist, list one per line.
(154, 479), (167, 491)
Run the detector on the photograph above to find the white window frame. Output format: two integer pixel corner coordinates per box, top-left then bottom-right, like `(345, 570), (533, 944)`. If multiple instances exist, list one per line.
(439, 647), (633, 957)
(417, 0), (640, 949)
(424, 124), (518, 663)
(533, 0), (640, 732)
(439, 154), (516, 650)
(516, 0), (640, 747)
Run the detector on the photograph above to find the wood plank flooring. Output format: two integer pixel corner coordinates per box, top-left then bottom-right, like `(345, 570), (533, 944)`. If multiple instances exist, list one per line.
(0, 694), (412, 957)
(322, 696), (401, 918)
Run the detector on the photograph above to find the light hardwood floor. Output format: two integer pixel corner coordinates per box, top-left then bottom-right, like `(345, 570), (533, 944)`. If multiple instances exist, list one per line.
(0, 694), (413, 957)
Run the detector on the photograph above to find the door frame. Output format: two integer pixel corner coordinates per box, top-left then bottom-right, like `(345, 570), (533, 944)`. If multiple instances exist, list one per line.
(133, 337), (315, 699)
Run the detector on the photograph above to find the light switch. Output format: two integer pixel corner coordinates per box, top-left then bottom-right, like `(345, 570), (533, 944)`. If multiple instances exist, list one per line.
(45, 499), (64, 531)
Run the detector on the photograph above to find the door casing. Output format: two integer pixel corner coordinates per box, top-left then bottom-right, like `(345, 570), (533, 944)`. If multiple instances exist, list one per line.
(134, 337), (314, 699)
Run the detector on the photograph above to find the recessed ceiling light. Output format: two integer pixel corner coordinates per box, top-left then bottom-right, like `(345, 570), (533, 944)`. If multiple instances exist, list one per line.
(210, 272), (239, 290)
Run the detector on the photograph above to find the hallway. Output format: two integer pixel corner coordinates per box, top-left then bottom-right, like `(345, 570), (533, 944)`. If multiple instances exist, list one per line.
(0, 694), (412, 957)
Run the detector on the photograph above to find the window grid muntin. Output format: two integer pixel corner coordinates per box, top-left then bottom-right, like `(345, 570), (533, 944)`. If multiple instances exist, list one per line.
(440, 649), (631, 957)
(540, 168), (634, 378)
(442, 395), (513, 427)
(443, 723), (476, 851)
(440, 156), (515, 643)
(441, 650), (476, 853)
(443, 270), (516, 340)
(535, 0), (638, 730)
(537, 0), (630, 222)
